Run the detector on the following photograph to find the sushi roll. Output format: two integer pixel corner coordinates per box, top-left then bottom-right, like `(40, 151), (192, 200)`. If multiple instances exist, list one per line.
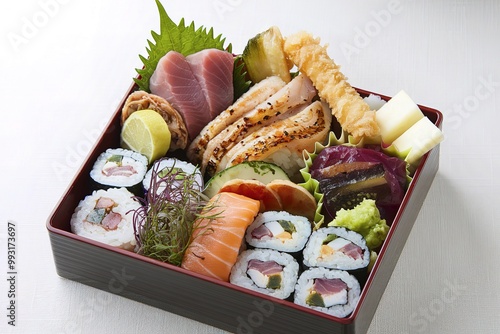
(230, 249), (299, 300)
(142, 157), (203, 195)
(70, 187), (140, 250)
(294, 267), (360, 318)
(245, 211), (312, 253)
(90, 148), (148, 194)
(303, 226), (370, 271)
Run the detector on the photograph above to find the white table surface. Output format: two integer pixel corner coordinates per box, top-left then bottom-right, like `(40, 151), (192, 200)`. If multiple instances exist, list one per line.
(1, 0), (499, 333)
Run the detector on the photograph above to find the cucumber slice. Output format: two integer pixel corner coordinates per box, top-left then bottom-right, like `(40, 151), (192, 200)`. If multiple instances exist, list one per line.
(204, 161), (290, 199)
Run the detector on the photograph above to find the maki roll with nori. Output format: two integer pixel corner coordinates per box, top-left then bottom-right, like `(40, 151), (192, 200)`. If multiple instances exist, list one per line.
(245, 211), (312, 253)
(230, 249), (299, 300)
(294, 267), (360, 318)
(303, 226), (370, 272)
(70, 187), (140, 250)
(142, 157), (203, 195)
(90, 148), (148, 194)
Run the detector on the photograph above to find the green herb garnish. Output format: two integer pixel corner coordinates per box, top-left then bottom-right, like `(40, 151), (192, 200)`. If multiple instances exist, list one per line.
(132, 158), (214, 266)
(106, 154), (123, 165)
(277, 220), (296, 234)
(135, 0), (250, 99)
(323, 234), (338, 244)
(86, 208), (106, 225)
(232, 55), (251, 102)
(267, 275), (282, 290)
(306, 292), (325, 307)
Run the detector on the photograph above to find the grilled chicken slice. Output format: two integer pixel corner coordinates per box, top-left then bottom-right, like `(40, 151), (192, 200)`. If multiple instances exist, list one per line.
(202, 73), (317, 177)
(187, 76), (286, 164)
(220, 100), (332, 180)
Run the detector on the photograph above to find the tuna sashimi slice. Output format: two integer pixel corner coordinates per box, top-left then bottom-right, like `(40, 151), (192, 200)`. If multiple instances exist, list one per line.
(102, 165), (137, 177)
(338, 242), (363, 260)
(186, 49), (234, 119)
(247, 259), (283, 276)
(251, 224), (273, 239)
(95, 197), (115, 209)
(101, 212), (122, 230)
(150, 51), (211, 140)
(313, 278), (348, 296)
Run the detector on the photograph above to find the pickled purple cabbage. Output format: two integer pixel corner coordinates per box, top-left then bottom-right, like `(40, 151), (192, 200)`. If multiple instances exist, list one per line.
(310, 145), (408, 221)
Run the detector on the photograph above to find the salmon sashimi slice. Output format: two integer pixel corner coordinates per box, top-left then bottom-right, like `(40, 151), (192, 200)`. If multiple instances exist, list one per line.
(181, 192), (260, 281)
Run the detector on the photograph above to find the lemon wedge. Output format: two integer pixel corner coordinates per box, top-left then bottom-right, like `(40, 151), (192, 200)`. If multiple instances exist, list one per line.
(120, 109), (171, 163)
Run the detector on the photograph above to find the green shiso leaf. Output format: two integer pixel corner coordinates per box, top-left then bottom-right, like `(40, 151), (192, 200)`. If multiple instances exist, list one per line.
(233, 55), (252, 102)
(134, 0), (249, 99)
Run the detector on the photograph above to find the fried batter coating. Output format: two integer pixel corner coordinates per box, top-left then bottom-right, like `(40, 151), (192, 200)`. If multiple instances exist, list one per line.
(283, 31), (379, 139)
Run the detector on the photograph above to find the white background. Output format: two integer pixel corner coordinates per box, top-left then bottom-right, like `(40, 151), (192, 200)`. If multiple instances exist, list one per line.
(1, 0), (499, 333)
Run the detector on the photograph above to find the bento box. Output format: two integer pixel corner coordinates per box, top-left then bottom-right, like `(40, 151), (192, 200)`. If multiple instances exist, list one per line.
(47, 77), (442, 334)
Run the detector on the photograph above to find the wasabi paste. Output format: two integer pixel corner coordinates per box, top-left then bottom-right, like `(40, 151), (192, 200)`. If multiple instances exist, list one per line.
(328, 199), (389, 249)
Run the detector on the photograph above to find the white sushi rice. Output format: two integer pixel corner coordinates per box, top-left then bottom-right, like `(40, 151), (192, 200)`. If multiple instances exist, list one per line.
(294, 267), (361, 318)
(142, 157), (203, 193)
(303, 227), (370, 270)
(70, 187), (140, 250)
(264, 148), (304, 180)
(90, 148), (148, 187)
(245, 211), (312, 253)
(363, 94), (386, 111)
(230, 249), (299, 299)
